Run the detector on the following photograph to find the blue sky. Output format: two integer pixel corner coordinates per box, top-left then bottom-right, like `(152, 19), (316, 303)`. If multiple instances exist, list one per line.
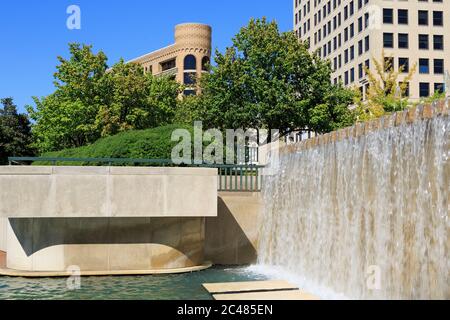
(0, 0), (292, 113)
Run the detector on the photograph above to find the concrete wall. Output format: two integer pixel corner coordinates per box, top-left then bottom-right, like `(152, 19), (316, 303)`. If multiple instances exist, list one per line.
(6, 217), (205, 272)
(277, 100), (448, 155)
(3, 191), (264, 271)
(0, 218), (6, 252)
(205, 192), (262, 265)
(0, 166), (217, 218)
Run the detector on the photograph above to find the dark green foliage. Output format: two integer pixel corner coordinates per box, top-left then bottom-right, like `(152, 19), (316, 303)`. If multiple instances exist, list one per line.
(190, 18), (355, 135)
(40, 124), (192, 163)
(27, 19), (358, 158)
(0, 98), (35, 164)
(27, 44), (181, 153)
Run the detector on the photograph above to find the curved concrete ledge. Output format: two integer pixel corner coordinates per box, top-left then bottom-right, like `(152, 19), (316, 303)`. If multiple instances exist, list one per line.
(0, 262), (212, 278)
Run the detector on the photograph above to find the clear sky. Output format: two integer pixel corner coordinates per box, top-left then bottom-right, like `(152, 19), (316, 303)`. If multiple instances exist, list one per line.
(0, 0), (292, 112)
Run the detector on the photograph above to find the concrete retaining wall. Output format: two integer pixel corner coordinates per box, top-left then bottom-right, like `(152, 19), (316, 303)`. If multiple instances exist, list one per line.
(0, 166), (217, 273)
(0, 166), (217, 218)
(257, 100), (449, 165)
(280, 100), (449, 155)
(0, 218), (6, 252)
(205, 192), (261, 265)
(2, 191), (263, 271)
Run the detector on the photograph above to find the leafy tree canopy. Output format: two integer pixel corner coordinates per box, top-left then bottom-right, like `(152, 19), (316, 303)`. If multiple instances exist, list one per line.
(0, 98), (35, 164)
(96, 59), (181, 137)
(188, 18), (354, 134)
(27, 44), (181, 153)
(354, 51), (416, 122)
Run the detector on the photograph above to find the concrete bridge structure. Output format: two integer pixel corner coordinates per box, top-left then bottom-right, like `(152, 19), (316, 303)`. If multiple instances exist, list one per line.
(0, 165), (261, 276)
(0, 166), (218, 274)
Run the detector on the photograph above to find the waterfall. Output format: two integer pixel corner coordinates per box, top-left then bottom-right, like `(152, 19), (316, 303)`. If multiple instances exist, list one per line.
(257, 107), (449, 299)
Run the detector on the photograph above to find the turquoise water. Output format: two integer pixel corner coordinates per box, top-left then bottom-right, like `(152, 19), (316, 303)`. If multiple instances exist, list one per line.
(0, 267), (268, 300)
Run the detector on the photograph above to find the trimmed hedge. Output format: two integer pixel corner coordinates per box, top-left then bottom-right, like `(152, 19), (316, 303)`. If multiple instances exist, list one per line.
(39, 124), (193, 165)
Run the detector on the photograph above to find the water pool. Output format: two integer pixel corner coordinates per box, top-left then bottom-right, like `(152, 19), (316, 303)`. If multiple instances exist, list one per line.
(0, 267), (268, 300)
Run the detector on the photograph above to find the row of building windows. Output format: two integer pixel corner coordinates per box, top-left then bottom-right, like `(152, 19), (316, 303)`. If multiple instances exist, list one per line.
(368, 82), (445, 98)
(385, 57), (445, 74)
(144, 65), (153, 74)
(299, 9), (444, 42)
(318, 34), (369, 62)
(418, 58), (445, 74)
(327, 36), (370, 67)
(295, 0), (444, 7)
(383, 9), (444, 26)
(295, 0), (444, 8)
(295, 0), (372, 39)
(419, 83), (445, 97)
(297, 7), (444, 40)
(155, 55), (210, 75)
(383, 33), (444, 50)
(296, 0), (371, 24)
(183, 55), (210, 71)
(333, 59), (370, 85)
(314, 12), (370, 42)
(335, 57), (445, 88)
(336, 73), (445, 98)
(312, 14), (370, 49)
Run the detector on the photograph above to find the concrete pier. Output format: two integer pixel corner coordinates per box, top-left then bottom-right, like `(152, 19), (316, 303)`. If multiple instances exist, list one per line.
(0, 166), (217, 274)
(203, 280), (320, 300)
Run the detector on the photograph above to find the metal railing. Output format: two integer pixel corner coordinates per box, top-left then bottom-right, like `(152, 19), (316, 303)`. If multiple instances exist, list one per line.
(217, 164), (263, 192)
(8, 157), (173, 166)
(7, 157), (264, 192)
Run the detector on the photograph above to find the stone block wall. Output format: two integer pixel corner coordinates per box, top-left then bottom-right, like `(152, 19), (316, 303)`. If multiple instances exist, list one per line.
(281, 100), (449, 155)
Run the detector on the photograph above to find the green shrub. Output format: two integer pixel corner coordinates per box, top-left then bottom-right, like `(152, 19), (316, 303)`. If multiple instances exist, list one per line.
(38, 124), (192, 165)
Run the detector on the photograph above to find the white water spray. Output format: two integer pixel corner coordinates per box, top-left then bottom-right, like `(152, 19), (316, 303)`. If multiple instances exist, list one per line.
(257, 110), (449, 299)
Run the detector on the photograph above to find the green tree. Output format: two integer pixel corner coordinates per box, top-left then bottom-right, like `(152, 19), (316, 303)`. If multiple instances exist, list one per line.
(309, 84), (356, 133)
(174, 95), (204, 125)
(355, 51), (416, 122)
(145, 73), (182, 127)
(96, 60), (181, 137)
(0, 98), (35, 164)
(27, 43), (181, 153)
(193, 18), (354, 134)
(27, 43), (108, 152)
(419, 90), (446, 104)
(53, 43), (109, 105)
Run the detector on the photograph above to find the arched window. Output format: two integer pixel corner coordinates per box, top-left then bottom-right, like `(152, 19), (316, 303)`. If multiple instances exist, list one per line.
(184, 55), (197, 70)
(202, 56), (210, 71)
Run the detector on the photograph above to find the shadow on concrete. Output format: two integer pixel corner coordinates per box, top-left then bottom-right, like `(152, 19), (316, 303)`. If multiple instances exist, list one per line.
(205, 197), (257, 265)
(9, 217), (203, 257)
